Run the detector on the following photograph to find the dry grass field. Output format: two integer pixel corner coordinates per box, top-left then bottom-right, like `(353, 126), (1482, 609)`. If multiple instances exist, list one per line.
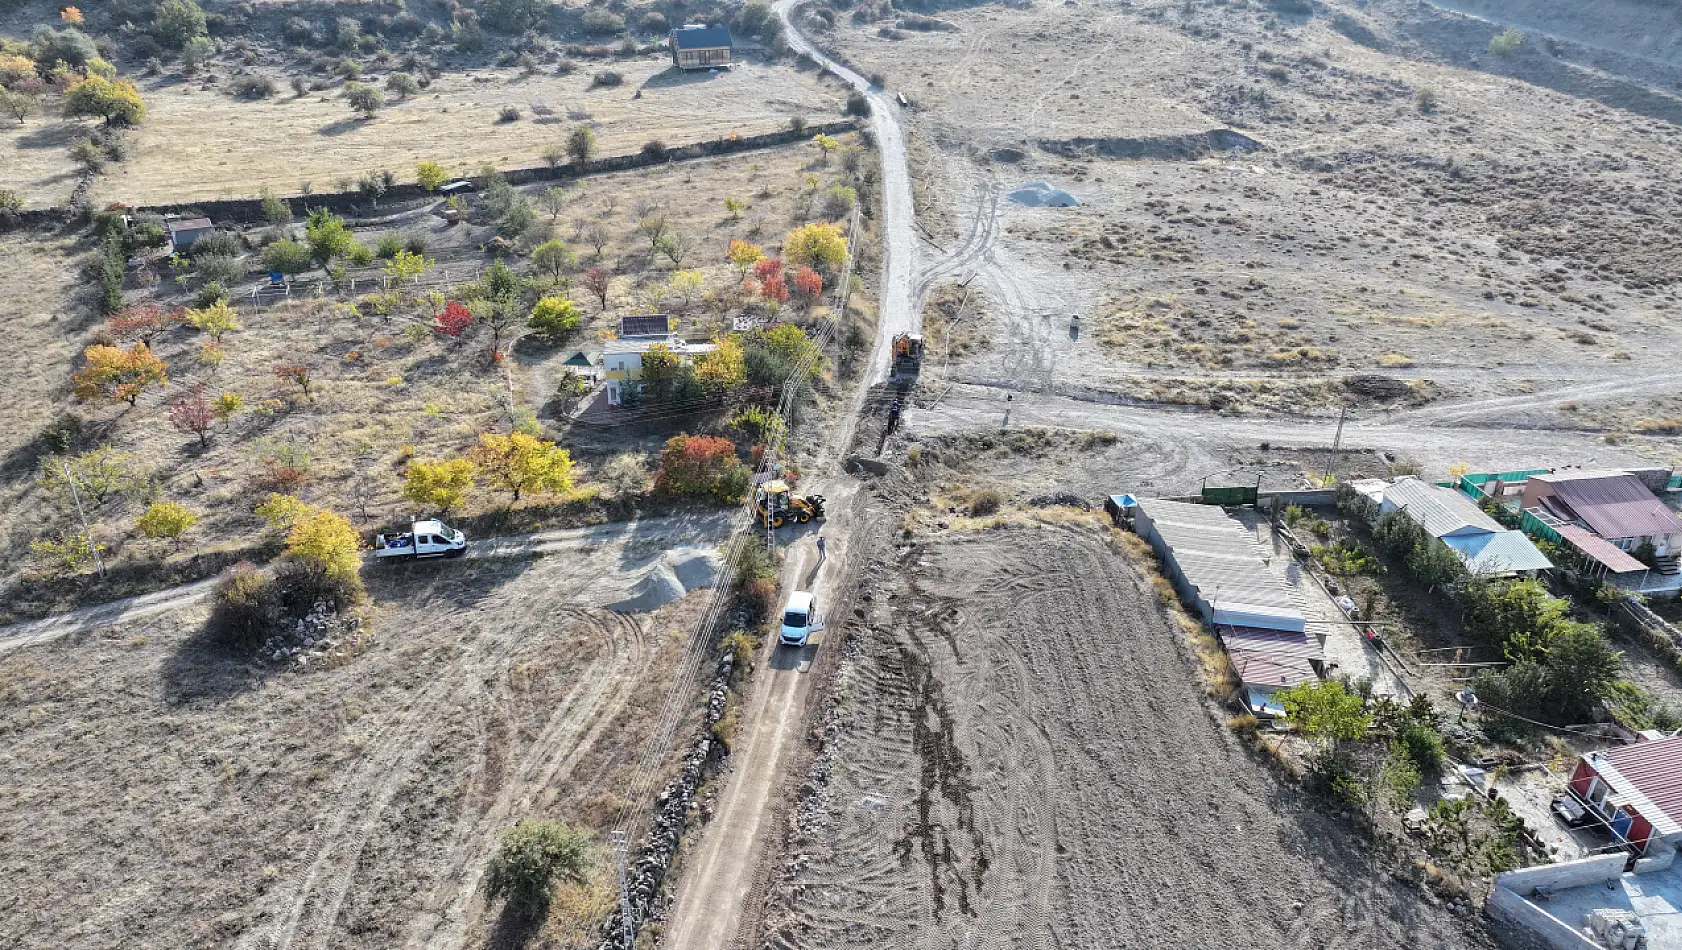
(818, 0), (1682, 415)
(0, 549), (718, 950)
(0, 116), (87, 209)
(95, 56), (846, 205)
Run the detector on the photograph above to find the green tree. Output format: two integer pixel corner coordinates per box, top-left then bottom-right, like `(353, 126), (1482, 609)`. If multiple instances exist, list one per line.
(471, 431), (574, 501)
(137, 500), (197, 546)
(63, 75), (147, 125)
(530, 239), (576, 285)
(39, 446), (142, 506)
(343, 82), (383, 118)
(638, 342), (682, 402)
(261, 239), (312, 276)
(382, 249), (430, 291)
(482, 820), (592, 918)
(1278, 680), (1372, 748)
(1, 88), (40, 126)
(527, 296), (583, 342)
(184, 300), (240, 342)
(305, 208), (355, 268)
(151, 0), (208, 51)
(566, 124), (595, 165)
(402, 458), (476, 514)
(386, 71), (421, 99)
(259, 187), (292, 226)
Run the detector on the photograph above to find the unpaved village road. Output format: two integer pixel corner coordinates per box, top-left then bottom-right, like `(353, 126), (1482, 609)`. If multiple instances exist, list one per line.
(656, 7), (922, 949)
(0, 512), (733, 657)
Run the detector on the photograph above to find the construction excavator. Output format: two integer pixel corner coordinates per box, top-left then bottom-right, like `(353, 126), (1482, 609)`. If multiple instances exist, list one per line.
(754, 479), (825, 529)
(891, 332), (924, 378)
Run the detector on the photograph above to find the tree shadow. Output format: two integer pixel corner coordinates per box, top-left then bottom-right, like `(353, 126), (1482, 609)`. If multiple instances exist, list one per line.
(14, 120), (85, 150)
(484, 901), (544, 950)
(159, 620), (281, 706)
(638, 65), (723, 91)
(317, 116), (370, 137)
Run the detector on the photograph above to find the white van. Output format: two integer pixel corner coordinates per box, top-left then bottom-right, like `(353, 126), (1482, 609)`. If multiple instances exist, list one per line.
(779, 591), (822, 647)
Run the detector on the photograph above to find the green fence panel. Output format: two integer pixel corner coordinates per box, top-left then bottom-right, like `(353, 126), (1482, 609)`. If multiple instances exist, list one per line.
(1202, 485), (1258, 506)
(1519, 509), (1563, 545)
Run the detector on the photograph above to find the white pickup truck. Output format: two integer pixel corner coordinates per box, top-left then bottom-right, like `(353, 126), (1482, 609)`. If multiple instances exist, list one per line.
(374, 519), (468, 560)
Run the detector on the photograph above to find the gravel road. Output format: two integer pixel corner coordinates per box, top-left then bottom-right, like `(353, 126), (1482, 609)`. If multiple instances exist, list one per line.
(755, 523), (1498, 950)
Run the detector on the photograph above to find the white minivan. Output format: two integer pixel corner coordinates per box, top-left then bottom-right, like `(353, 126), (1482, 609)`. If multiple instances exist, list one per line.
(779, 591), (823, 647)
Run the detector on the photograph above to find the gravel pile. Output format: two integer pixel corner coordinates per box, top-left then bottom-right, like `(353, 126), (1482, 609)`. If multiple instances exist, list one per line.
(1007, 180), (1080, 207)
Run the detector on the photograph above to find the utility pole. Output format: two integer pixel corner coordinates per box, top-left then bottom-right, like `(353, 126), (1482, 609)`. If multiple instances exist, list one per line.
(613, 830), (634, 949)
(62, 462), (106, 579)
(1321, 406), (1347, 487)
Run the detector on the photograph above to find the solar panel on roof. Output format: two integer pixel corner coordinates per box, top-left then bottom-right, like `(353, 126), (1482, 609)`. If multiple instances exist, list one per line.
(619, 314), (671, 337)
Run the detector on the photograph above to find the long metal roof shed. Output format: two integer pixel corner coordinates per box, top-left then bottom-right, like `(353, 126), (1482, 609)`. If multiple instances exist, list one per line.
(1134, 498), (1306, 633)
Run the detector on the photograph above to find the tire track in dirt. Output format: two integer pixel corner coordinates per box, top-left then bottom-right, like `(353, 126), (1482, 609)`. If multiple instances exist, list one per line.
(757, 524), (1497, 950)
(405, 608), (649, 950)
(240, 598), (646, 950)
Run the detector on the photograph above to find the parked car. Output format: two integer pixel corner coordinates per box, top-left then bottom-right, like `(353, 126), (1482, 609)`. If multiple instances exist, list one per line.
(779, 591), (823, 647)
(375, 519), (467, 560)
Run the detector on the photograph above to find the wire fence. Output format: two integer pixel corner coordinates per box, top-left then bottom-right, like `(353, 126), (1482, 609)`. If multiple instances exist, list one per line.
(241, 267), (485, 309)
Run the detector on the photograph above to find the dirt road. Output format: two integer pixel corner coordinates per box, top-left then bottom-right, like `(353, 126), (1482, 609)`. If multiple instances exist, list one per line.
(0, 512), (732, 657)
(755, 523), (1496, 950)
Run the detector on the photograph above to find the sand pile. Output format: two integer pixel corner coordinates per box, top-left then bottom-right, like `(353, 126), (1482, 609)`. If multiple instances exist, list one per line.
(601, 547), (724, 613)
(1008, 181), (1080, 207)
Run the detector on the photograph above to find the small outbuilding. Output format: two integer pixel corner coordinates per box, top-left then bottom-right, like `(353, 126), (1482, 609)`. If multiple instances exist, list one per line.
(1568, 734), (1682, 856)
(669, 24), (732, 70)
(167, 217), (215, 253)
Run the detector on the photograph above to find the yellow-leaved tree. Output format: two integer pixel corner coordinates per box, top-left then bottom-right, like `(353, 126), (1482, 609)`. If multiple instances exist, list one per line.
(471, 432), (574, 502)
(782, 223), (848, 276)
(285, 508), (363, 580)
(694, 335), (746, 390)
(402, 458), (476, 513)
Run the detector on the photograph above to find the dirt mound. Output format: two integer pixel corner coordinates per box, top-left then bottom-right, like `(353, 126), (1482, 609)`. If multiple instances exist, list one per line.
(1007, 181), (1080, 207)
(1038, 129), (1262, 161)
(601, 546), (723, 613)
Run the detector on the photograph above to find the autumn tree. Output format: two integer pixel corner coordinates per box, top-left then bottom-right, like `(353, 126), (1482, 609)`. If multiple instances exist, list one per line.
(169, 382), (216, 446)
(402, 458), (476, 513)
(39, 446), (142, 506)
(383, 249), (429, 292)
(653, 433), (749, 501)
(727, 239), (763, 276)
(72, 342), (168, 405)
(435, 300), (474, 337)
(416, 160), (448, 191)
(136, 500), (197, 546)
(108, 304), (177, 346)
(471, 431), (574, 501)
(0, 88), (38, 126)
(792, 266), (823, 306)
(185, 300), (239, 342)
(580, 266), (613, 312)
(635, 213), (668, 253)
(63, 75), (146, 125)
(274, 364), (312, 399)
(638, 342), (682, 401)
(783, 222), (848, 275)
(693, 334), (746, 390)
(527, 296), (583, 342)
(285, 507), (363, 580)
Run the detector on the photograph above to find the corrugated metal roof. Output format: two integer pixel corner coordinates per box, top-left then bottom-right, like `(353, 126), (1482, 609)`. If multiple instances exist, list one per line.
(1542, 473), (1682, 541)
(1553, 522), (1648, 574)
(671, 25), (732, 49)
(1440, 530), (1553, 574)
(168, 217), (212, 231)
(1595, 735), (1682, 837)
(1382, 476), (1502, 538)
(1136, 498), (1306, 630)
(1228, 650), (1317, 689)
(1219, 625), (1323, 661)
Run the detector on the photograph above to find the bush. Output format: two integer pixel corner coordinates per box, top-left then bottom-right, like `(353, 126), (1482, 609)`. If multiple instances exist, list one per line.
(190, 229), (240, 258)
(194, 252), (242, 284)
(1415, 87), (1438, 114)
(1397, 721), (1446, 773)
(483, 820), (592, 918)
(845, 92), (869, 117)
(589, 70), (623, 89)
(260, 240), (311, 278)
(968, 488), (1002, 516)
(193, 281), (229, 307)
(207, 562), (274, 652)
(580, 8), (625, 34)
(228, 74), (277, 98)
(375, 233), (404, 259)
(1488, 28), (1523, 56)
(497, 104), (521, 122)
(152, 0), (209, 52)
(640, 138), (668, 160)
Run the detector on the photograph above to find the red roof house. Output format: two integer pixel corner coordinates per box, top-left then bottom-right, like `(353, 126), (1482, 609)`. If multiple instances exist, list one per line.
(1568, 734), (1682, 854)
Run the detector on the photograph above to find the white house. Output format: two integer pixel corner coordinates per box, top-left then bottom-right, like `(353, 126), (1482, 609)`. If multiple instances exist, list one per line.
(602, 337), (717, 406)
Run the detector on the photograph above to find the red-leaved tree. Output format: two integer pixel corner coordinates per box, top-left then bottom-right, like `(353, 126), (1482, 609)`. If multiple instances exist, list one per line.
(753, 258), (784, 283)
(434, 300), (473, 337)
(792, 267), (822, 307)
(653, 434), (750, 502)
(760, 272), (788, 306)
(169, 382), (216, 447)
(109, 304), (178, 346)
(582, 267), (612, 312)
(274, 364), (313, 399)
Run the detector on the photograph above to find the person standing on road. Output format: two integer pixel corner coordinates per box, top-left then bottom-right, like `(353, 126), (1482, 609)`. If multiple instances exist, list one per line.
(816, 533), (827, 562)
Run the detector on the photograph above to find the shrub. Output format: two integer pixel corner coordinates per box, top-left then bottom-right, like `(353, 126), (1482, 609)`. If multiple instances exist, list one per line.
(483, 820), (592, 918)
(968, 488), (1002, 516)
(375, 233), (404, 259)
(207, 563), (274, 651)
(385, 71), (419, 98)
(136, 500), (197, 544)
(193, 281), (228, 307)
(589, 70), (623, 89)
(654, 434), (749, 501)
(566, 124), (596, 164)
(527, 295), (582, 341)
(190, 229), (241, 258)
(1396, 721), (1446, 773)
(228, 74), (276, 98)
(1415, 87), (1438, 113)
(641, 138), (668, 160)
(845, 92), (869, 117)
(261, 239), (312, 275)
(580, 9), (625, 34)
(497, 104), (521, 122)
(152, 0), (209, 51)
(194, 252), (242, 284)
(1488, 28), (1523, 56)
